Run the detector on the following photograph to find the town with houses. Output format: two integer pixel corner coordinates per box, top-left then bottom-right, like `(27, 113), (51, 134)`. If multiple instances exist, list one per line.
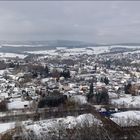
(0, 43), (140, 139)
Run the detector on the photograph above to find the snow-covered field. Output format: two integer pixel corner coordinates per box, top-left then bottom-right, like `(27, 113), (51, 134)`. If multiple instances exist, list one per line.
(25, 46), (110, 56)
(8, 98), (31, 110)
(111, 111), (140, 127)
(111, 95), (140, 108)
(25, 45), (140, 56)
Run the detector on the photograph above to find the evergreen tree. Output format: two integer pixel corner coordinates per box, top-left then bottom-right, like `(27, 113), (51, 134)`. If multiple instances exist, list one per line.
(124, 83), (132, 94)
(61, 68), (70, 79)
(104, 77), (109, 85)
(45, 65), (49, 75)
(87, 81), (94, 101)
(95, 65), (97, 72)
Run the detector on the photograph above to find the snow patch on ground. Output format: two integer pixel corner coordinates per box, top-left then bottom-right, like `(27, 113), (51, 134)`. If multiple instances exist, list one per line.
(0, 122), (15, 133)
(70, 95), (87, 105)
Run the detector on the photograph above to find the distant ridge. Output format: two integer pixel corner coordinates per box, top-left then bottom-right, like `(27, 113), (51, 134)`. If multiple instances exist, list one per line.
(0, 40), (140, 54)
(0, 40), (94, 47)
(0, 40), (140, 47)
(0, 40), (95, 54)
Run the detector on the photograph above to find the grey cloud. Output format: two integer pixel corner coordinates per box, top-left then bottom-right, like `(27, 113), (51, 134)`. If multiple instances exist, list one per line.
(0, 1), (139, 43)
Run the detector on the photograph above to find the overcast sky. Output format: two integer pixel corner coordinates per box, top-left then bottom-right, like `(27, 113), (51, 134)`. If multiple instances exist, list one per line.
(0, 1), (140, 44)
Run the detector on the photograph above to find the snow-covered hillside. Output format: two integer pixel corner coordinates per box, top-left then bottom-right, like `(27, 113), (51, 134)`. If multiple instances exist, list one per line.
(0, 113), (101, 135)
(0, 53), (27, 59)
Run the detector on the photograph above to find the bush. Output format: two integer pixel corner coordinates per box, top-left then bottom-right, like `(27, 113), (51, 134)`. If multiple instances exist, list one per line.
(0, 100), (8, 112)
